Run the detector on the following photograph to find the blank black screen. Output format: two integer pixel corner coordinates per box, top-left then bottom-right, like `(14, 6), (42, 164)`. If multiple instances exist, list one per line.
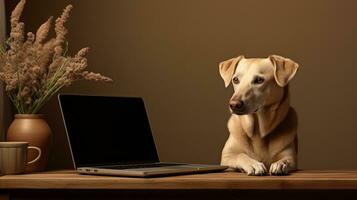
(59, 95), (159, 168)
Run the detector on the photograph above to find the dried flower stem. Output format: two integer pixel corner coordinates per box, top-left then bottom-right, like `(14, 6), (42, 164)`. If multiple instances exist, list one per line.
(0, 0), (113, 114)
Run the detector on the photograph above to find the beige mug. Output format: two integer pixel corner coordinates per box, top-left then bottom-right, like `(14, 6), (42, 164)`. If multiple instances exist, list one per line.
(0, 142), (41, 175)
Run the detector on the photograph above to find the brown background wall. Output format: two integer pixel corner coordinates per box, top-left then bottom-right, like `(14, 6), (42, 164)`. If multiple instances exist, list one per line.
(3, 0), (357, 170)
(0, 0), (6, 141)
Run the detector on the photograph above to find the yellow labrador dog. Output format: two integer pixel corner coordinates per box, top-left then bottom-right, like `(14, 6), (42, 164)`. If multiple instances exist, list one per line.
(219, 55), (299, 176)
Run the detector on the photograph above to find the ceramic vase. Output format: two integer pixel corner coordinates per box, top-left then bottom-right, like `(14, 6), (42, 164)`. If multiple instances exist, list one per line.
(6, 114), (52, 172)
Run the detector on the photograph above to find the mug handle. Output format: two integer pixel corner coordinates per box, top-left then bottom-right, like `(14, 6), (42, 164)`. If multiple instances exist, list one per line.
(27, 146), (42, 165)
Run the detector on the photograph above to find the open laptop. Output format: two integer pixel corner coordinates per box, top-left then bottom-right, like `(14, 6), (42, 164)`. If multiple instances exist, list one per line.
(58, 94), (228, 177)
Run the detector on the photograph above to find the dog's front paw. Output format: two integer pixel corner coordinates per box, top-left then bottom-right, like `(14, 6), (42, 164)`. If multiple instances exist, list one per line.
(240, 161), (267, 176)
(269, 160), (290, 176)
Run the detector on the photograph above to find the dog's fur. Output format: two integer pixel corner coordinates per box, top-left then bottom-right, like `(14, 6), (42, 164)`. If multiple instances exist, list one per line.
(219, 55), (299, 176)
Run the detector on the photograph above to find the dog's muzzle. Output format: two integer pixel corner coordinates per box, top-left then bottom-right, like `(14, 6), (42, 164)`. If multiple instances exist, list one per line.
(229, 100), (245, 114)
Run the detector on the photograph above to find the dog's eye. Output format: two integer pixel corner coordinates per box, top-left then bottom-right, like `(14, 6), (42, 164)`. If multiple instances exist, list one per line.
(253, 77), (264, 84)
(232, 77), (239, 84)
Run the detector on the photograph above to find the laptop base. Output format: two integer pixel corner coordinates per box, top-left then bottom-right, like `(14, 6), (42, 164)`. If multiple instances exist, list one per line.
(77, 163), (228, 178)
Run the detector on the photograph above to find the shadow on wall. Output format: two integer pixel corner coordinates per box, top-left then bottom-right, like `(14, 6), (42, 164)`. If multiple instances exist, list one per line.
(0, 0), (8, 141)
(2, 0), (357, 170)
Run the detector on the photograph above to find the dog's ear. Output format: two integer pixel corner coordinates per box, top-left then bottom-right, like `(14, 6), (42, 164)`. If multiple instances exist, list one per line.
(219, 55), (244, 87)
(269, 55), (299, 87)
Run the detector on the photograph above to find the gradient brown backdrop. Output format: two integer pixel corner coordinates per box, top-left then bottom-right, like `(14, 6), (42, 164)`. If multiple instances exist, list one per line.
(2, 0), (357, 170)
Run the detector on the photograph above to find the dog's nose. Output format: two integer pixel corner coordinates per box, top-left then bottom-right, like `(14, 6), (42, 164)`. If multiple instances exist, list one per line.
(229, 100), (244, 110)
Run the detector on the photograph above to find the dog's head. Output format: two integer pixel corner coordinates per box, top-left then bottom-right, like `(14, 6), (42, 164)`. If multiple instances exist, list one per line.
(219, 55), (299, 115)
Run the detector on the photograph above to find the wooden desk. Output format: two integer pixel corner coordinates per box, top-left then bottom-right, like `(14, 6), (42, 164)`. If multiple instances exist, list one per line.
(1, 170), (357, 199)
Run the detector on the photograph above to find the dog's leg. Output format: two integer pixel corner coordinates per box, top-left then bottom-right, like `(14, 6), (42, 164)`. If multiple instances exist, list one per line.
(222, 153), (267, 176)
(269, 146), (297, 175)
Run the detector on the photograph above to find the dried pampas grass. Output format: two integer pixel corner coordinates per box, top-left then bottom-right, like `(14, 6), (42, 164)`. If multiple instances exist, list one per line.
(0, 0), (112, 114)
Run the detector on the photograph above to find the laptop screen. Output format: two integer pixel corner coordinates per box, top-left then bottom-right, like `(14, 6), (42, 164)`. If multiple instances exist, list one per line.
(58, 94), (159, 168)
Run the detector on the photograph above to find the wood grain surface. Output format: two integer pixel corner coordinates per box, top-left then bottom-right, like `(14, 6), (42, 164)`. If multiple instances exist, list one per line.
(1, 170), (357, 190)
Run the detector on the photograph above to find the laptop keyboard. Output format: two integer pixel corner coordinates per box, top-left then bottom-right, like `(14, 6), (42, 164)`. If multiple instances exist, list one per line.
(96, 163), (184, 170)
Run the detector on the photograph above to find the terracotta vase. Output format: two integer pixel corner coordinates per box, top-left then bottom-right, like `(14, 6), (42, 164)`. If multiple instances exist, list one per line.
(6, 114), (52, 172)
